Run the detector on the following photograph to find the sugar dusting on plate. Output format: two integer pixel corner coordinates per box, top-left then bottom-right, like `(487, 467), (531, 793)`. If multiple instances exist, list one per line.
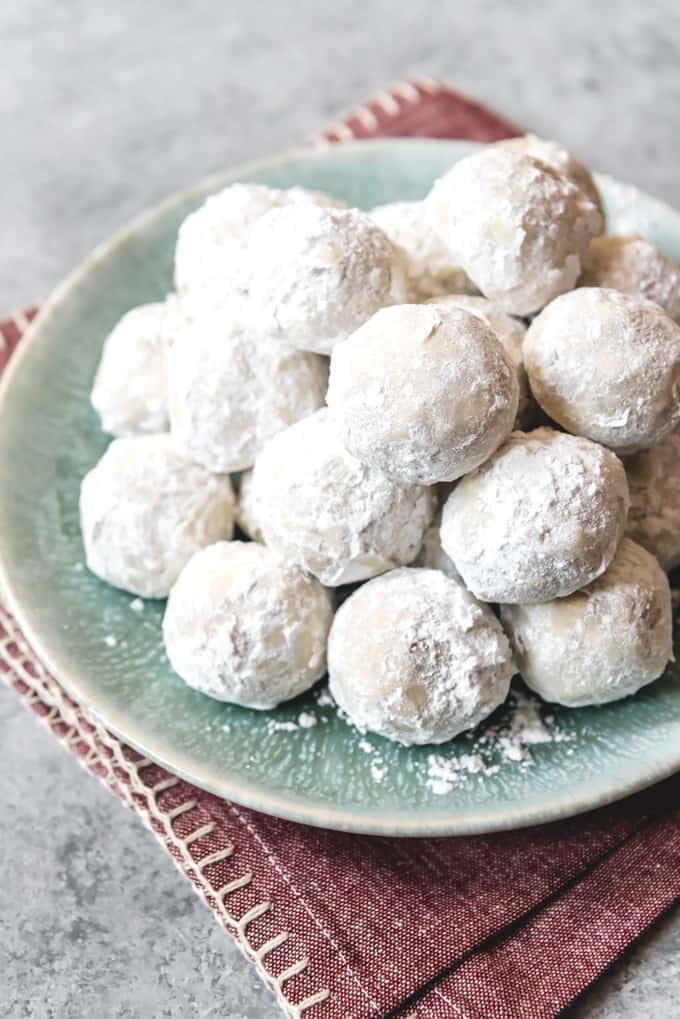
(424, 689), (574, 794)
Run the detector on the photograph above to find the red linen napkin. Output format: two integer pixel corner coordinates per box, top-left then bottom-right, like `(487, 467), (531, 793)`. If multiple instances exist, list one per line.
(3, 79), (680, 1019)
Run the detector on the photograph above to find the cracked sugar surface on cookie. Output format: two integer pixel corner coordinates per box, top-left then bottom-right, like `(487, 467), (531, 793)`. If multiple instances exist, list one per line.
(167, 301), (328, 473)
(498, 133), (605, 221)
(525, 287), (680, 454)
(80, 434), (236, 598)
(241, 204), (408, 354)
(369, 200), (478, 301)
(163, 541), (333, 709)
(327, 302), (518, 485)
(441, 428), (630, 604)
(327, 568), (514, 746)
(425, 147), (602, 316)
(427, 293), (533, 428)
(501, 538), (673, 707)
(250, 408), (435, 586)
(580, 235), (680, 324)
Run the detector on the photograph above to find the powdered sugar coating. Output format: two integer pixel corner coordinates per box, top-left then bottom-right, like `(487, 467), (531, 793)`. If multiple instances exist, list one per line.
(80, 435), (236, 598)
(235, 469), (263, 543)
(174, 183), (345, 308)
(525, 287), (680, 454)
(441, 428), (630, 604)
(625, 428), (680, 570)
(327, 303), (518, 485)
(167, 304), (328, 472)
(250, 409), (435, 586)
(91, 297), (185, 437)
(328, 568), (515, 745)
(580, 235), (680, 324)
(425, 148), (602, 316)
(163, 542), (333, 709)
(498, 134), (605, 221)
(242, 204), (408, 354)
(427, 293), (532, 428)
(501, 538), (672, 706)
(369, 200), (477, 301)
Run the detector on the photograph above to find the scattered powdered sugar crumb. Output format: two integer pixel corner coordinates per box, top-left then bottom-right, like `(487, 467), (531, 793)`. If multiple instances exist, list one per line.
(129, 597), (145, 613)
(426, 752), (491, 795)
(422, 688), (574, 794)
(268, 719), (299, 733)
(358, 739), (374, 754)
(103, 634), (117, 648)
(297, 711), (318, 728)
(73, 562), (84, 572)
(315, 686), (335, 708)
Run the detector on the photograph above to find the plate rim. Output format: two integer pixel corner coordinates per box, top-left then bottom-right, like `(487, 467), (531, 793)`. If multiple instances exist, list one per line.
(2, 136), (680, 837)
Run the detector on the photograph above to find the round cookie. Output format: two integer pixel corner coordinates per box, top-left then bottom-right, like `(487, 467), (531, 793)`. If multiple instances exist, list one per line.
(498, 134), (605, 221)
(625, 428), (680, 571)
(250, 409), (435, 586)
(167, 304), (328, 472)
(80, 435), (236, 598)
(242, 204), (408, 354)
(174, 182), (344, 307)
(327, 303), (518, 485)
(525, 287), (680, 454)
(440, 428), (630, 604)
(163, 541), (333, 709)
(427, 294), (533, 428)
(369, 200), (477, 301)
(500, 538), (672, 707)
(425, 147), (602, 316)
(580, 235), (680, 324)
(328, 568), (515, 745)
(91, 297), (184, 437)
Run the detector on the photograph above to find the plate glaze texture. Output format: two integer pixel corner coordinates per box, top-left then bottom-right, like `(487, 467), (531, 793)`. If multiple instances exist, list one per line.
(2, 139), (680, 837)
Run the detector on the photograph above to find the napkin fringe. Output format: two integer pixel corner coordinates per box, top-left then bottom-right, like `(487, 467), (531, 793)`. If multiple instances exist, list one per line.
(0, 604), (329, 1018)
(311, 76), (446, 145)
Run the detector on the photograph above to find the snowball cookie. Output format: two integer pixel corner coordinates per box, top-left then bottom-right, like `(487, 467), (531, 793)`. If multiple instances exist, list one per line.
(163, 541), (333, 709)
(235, 469), (264, 543)
(327, 303), (519, 485)
(441, 428), (629, 604)
(328, 568), (514, 745)
(580, 235), (680, 324)
(80, 435), (236, 598)
(91, 297), (185, 437)
(625, 428), (680, 571)
(167, 306), (328, 472)
(500, 538), (672, 707)
(425, 148), (602, 316)
(427, 293), (532, 428)
(498, 134), (605, 222)
(525, 288), (680, 454)
(174, 182), (345, 304)
(369, 200), (478, 301)
(242, 204), (408, 354)
(250, 409), (435, 586)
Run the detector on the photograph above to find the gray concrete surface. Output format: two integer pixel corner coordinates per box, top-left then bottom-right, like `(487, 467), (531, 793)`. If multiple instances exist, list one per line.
(3, 0), (680, 1015)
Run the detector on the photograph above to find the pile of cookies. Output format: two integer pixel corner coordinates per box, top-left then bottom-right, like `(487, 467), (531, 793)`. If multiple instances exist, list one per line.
(80, 135), (680, 747)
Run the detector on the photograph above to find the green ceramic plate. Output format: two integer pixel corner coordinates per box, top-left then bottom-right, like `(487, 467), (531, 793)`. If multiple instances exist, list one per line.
(2, 139), (680, 837)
